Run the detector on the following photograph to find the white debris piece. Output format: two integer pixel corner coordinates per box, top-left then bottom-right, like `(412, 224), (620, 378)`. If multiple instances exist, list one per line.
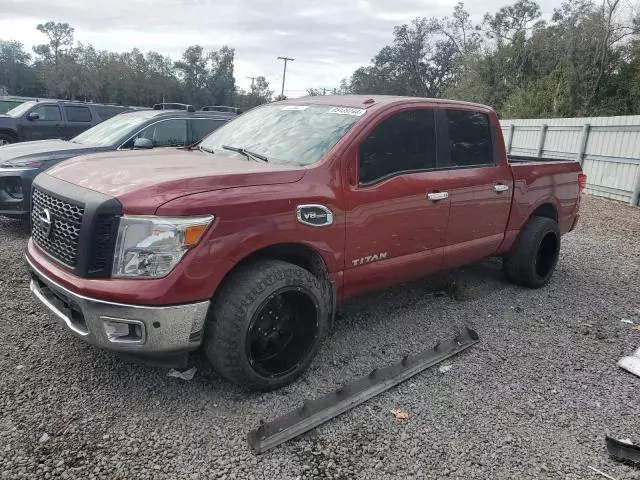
(618, 347), (640, 379)
(39, 433), (50, 443)
(167, 367), (197, 381)
(620, 318), (635, 325)
(438, 365), (453, 374)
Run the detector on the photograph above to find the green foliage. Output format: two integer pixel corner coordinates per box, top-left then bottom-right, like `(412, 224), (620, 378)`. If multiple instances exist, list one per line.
(0, 21), (263, 109)
(344, 0), (640, 118)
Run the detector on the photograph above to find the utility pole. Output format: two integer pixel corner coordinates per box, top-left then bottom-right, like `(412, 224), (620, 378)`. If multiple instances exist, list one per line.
(323, 88), (326, 96)
(247, 76), (257, 89)
(277, 56), (294, 98)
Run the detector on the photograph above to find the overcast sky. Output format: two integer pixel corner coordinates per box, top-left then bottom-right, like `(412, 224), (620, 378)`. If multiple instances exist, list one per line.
(0, 0), (562, 97)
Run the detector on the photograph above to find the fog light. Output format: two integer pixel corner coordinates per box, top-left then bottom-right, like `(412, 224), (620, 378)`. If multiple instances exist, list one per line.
(102, 318), (145, 344)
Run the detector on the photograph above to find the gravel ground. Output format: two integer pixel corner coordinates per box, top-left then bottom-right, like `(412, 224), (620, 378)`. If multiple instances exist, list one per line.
(0, 195), (639, 480)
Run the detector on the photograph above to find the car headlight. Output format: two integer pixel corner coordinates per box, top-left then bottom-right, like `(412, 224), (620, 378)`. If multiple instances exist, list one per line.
(112, 215), (214, 279)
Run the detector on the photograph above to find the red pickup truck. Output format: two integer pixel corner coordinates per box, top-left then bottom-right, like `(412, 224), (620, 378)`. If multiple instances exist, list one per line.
(26, 96), (585, 390)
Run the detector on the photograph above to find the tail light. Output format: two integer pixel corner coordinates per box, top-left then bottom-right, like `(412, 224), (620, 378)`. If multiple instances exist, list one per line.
(578, 174), (587, 195)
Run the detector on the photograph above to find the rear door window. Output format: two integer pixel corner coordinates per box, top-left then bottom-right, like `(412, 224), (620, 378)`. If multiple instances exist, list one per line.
(64, 106), (92, 122)
(445, 110), (494, 167)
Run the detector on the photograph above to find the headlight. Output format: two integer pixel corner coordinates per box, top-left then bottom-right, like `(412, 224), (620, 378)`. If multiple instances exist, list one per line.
(112, 215), (214, 279)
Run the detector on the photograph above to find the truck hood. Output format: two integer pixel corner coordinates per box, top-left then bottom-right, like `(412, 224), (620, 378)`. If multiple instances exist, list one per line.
(44, 149), (306, 213)
(0, 139), (105, 168)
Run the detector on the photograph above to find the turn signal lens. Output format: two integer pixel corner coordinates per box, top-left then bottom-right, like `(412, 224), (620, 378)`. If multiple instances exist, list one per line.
(183, 224), (208, 247)
(578, 174), (587, 194)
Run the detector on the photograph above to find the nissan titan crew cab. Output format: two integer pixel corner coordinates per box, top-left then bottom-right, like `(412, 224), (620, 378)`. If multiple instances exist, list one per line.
(26, 96), (585, 391)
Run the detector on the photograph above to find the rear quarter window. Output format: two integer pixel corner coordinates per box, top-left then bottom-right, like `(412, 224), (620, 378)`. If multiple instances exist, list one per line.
(446, 110), (494, 167)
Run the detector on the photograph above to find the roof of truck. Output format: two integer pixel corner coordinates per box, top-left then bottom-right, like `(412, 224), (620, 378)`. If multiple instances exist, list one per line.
(279, 95), (493, 112)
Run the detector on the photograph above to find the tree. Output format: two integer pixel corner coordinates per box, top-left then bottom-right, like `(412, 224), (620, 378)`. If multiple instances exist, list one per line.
(33, 22), (74, 65)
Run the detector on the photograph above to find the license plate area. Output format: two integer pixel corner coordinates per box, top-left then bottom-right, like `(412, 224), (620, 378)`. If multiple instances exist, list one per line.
(31, 273), (88, 334)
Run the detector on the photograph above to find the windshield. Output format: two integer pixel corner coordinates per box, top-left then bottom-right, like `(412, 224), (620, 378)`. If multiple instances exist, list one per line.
(199, 104), (365, 166)
(72, 110), (161, 146)
(6, 101), (36, 117)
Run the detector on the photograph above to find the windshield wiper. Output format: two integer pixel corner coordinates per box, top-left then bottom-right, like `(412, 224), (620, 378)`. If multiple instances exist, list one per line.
(222, 145), (268, 163)
(199, 145), (216, 155)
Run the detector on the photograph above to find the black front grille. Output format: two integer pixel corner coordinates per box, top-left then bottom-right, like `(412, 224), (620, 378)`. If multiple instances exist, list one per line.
(31, 188), (85, 267)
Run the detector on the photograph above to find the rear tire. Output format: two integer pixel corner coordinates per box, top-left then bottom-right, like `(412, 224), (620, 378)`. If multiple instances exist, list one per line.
(503, 216), (560, 289)
(0, 133), (15, 146)
(204, 259), (329, 391)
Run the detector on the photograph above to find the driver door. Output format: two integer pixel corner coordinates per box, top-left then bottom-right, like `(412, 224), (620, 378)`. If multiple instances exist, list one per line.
(342, 107), (451, 299)
(20, 104), (64, 140)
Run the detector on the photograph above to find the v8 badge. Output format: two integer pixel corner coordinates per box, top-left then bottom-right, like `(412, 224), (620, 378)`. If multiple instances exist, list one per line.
(296, 204), (334, 227)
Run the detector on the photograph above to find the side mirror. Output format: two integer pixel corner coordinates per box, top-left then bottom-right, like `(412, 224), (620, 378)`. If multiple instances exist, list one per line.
(27, 112), (40, 121)
(133, 138), (154, 149)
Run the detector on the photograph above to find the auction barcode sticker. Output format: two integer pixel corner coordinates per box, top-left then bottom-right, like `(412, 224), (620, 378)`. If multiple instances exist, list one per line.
(327, 107), (367, 116)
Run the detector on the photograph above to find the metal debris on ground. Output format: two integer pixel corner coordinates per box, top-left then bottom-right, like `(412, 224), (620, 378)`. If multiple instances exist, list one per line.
(247, 328), (479, 454)
(587, 466), (619, 480)
(618, 347), (640, 379)
(606, 436), (640, 466)
(167, 367), (197, 381)
(391, 408), (408, 420)
(438, 365), (453, 373)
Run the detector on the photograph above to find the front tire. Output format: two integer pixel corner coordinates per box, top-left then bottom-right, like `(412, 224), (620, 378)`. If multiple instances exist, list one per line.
(0, 133), (15, 146)
(503, 216), (561, 289)
(204, 259), (329, 391)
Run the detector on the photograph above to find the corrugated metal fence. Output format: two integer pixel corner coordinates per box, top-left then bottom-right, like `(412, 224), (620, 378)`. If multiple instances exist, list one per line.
(500, 116), (640, 205)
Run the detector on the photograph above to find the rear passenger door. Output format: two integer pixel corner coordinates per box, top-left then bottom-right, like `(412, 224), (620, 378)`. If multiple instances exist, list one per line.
(63, 105), (94, 138)
(440, 108), (514, 270)
(188, 118), (228, 144)
(343, 108), (450, 299)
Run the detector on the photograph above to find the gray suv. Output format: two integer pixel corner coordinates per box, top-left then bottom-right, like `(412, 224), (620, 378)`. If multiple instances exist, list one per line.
(0, 100), (135, 146)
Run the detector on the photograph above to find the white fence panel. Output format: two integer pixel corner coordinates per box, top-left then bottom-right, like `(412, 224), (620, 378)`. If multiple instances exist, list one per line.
(500, 116), (640, 205)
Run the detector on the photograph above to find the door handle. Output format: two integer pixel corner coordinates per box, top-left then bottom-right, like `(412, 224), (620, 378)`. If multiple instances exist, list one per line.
(427, 192), (449, 201)
(493, 184), (509, 193)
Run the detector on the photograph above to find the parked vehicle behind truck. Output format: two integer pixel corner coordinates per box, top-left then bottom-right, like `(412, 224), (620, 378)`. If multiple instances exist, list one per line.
(0, 100), (136, 146)
(0, 107), (235, 218)
(25, 95), (585, 391)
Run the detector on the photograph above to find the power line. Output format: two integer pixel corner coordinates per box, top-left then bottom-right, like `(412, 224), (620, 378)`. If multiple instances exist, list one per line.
(277, 56), (295, 97)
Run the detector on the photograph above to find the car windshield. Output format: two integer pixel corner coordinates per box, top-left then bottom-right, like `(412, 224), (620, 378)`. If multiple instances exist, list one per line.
(6, 101), (36, 117)
(198, 104), (365, 166)
(72, 110), (161, 146)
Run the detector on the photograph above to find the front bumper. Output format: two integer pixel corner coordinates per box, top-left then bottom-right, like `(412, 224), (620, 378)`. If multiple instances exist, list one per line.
(0, 168), (36, 216)
(28, 257), (210, 354)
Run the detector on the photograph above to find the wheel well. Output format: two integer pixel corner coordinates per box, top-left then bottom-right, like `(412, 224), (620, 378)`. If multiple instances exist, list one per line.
(234, 243), (330, 280)
(0, 129), (18, 141)
(531, 203), (557, 222)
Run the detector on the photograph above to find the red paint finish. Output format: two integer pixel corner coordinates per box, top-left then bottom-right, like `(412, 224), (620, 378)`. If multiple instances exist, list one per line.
(29, 96), (582, 307)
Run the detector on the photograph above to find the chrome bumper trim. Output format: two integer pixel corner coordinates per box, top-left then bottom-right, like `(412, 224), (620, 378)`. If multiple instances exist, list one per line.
(27, 256), (210, 354)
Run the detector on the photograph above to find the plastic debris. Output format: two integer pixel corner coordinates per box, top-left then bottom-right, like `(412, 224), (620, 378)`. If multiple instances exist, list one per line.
(39, 433), (50, 444)
(391, 408), (408, 420)
(167, 367), (197, 381)
(618, 347), (640, 378)
(438, 365), (453, 373)
(621, 318), (635, 325)
(607, 436), (640, 465)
